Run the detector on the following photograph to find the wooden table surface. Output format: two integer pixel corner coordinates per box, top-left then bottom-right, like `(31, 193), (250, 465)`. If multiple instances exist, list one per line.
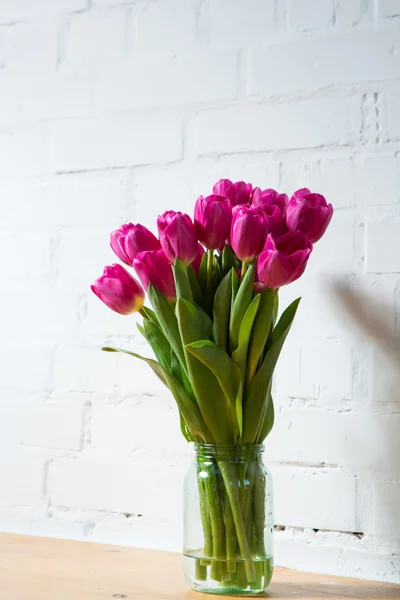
(0, 533), (398, 599)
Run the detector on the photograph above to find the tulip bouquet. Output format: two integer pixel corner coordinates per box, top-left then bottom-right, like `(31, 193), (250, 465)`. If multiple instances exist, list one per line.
(92, 181), (333, 592)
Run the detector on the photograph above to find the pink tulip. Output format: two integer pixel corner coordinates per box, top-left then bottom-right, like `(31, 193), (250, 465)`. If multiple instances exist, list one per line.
(157, 210), (198, 267)
(192, 243), (205, 274)
(133, 249), (176, 300)
(194, 194), (232, 250)
(230, 205), (269, 262)
(252, 187), (288, 215)
(110, 223), (160, 266)
(91, 264), (145, 315)
(213, 179), (252, 206)
(257, 232), (313, 289)
(286, 188), (333, 243)
(260, 204), (287, 239)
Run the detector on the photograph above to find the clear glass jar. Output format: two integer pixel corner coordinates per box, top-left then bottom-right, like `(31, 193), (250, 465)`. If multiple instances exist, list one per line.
(183, 444), (273, 595)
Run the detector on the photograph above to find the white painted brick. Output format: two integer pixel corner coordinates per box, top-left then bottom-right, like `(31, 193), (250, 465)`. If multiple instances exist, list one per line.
(310, 156), (355, 209)
(0, 232), (54, 286)
(275, 538), (342, 573)
(373, 481), (400, 538)
(268, 410), (400, 477)
(95, 51), (237, 113)
(335, 0), (366, 28)
(0, 455), (44, 508)
(0, 72), (94, 124)
(0, 290), (79, 344)
(370, 345), (400, 412)
(273, 342), (301, 398)
(306, 211), (356, 276)
(0, 113), (182, 178)
(132, 0), (201, 55)
(344, 414), (400, 477)
(3, 20), (57, 73)
(339, 549), (400, 583)
(48, 113), (182, 171)
(93, 0), (135, 5)
(0, 0), (87, 23)
(356, 154), (400, 206)
(50, 453), (186, 516)
(63, 8), (127, 74)
(91, 396), (187, 456)
(0, 347), (53, 390)
(58, 231), (117, 284)
(288, 0), (335, 31)
(191, 96), (353, 155)
(20, 399), (84, 450)
(209, 0), (275, 48)
(53, 345), (165, 394)
(0, 125), (50, 179)
(249, 31), (400, 96)
(273, 466), (357, 531)
(0, 171), (128, 231)
(366, 222), (400, 273)
(379, 0), (400, 18)
(0, 512), (86, 541)
(299, 338), (353, 399)
(386, 83), (400, 140)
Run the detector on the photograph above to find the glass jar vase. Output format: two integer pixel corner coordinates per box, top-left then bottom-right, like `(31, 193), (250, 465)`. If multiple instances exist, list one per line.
(183, 444), (273, 595)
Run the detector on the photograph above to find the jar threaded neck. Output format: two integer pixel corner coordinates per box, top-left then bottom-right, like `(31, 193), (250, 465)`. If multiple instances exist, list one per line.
(195, 443), (264, 460)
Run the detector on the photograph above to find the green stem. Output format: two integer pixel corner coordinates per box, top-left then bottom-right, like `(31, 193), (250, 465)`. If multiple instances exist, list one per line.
(253, 458), (267, 558)
(243, 460), (255, 554)
(218, 459), (256, 583)
(206, 250), (214, 288)
(197, 462), (213, 560)
(241, 261), (249, 280)
(202, 458), (225, 581)
(221, 485), (237, 572)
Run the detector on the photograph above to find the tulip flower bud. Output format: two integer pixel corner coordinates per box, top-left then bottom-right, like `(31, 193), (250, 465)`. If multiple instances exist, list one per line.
(213, 179), (252, 206)
(257, 232), (313, 289)
(192, 243), (205, 275)
(157, 211), (198, 267)
(110, 223), (160, 266)
(259, 204), (287, 239)
(230, 205), (269, 262)
(252, 187), (288, 215)
(194, 194), (232, 250)
(133, 249), (176, 300)
(91, 264), (145, 315)
(286, 188), (333, 243)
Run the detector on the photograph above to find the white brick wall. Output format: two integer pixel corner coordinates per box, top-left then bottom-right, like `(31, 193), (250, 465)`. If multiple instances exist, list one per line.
(0, 0), (399, 585)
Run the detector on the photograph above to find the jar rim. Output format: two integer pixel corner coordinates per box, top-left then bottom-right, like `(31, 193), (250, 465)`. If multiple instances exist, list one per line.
(194, 443), (264, 457)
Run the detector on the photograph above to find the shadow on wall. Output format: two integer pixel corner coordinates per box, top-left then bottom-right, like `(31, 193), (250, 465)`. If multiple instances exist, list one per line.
(331, 278), (400, 545)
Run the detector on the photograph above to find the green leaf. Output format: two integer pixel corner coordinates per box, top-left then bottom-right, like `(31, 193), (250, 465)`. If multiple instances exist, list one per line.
(229, 263), (255, 352)
(186, 340), (243, 439)
(187, 265), (205, 307)
(137, 320), (171, 372)
(256, 393), (275, 443)
(232, 294), (260, 377)
(246, 288), (276, 386)
(198, 250), (208, 292)
(102, 346), (211, 442)
(242, 298), (300, 443)
(176, 299), (234, 443)
(173, 259), (194, 304)
(140, 306), (158, 324)
(231, 267), (240, 306)
(147, 284), (187, 374)
(221, 244), (238, 275)
(213, 270), (232, 352)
